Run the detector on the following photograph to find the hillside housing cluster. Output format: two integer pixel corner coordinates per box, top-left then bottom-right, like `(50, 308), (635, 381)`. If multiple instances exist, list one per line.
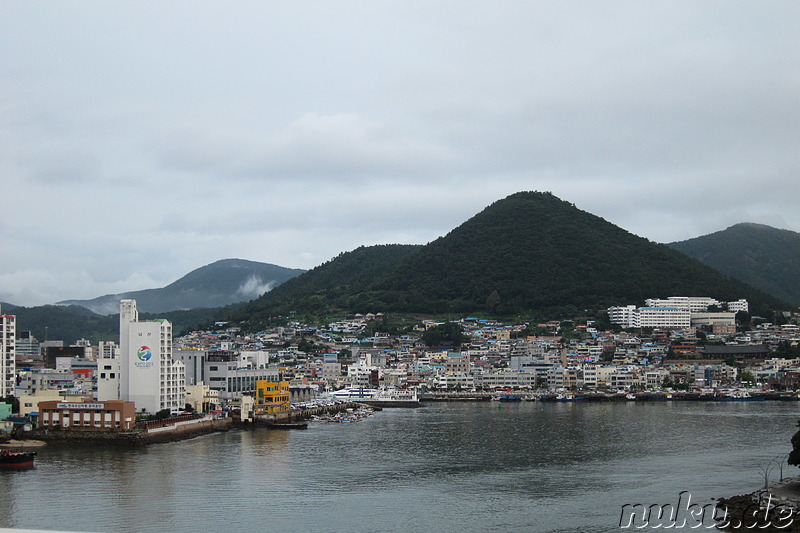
(3, 294), (800, 431)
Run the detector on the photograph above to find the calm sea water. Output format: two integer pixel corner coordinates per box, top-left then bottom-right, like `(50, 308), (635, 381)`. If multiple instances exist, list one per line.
(1, 401), (798, 532)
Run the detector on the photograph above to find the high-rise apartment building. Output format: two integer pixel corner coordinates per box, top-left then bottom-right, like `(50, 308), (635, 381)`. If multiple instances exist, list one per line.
(119, 299), (184, 413)
(1, 305), (16, 398)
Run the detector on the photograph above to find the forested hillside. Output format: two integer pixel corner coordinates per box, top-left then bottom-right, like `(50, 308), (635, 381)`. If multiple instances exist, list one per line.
(669, 223), (800, 306)
(241, 192), (787, 321)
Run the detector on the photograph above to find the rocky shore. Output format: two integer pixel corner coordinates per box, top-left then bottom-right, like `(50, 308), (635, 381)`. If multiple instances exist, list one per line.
(718, 478), (800, 531)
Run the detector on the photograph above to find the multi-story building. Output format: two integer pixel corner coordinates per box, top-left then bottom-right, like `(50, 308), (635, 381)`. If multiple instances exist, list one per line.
(1, 306), (15, 397)
(645, 297), (722, 313)
(38, 400), (136, 430)
(637, 307), (691, 328)
(204, 351), (280, 402)
(608, 305), (638, 328)
(321, 352), (342, 385)
(611, 298), (748, 330)
(255, 380), (290, 413)
(119, 299), (185, 414)
(727, 299), (749, 313)
(97, 347), (121, 403)
(15, 331), (40, 363)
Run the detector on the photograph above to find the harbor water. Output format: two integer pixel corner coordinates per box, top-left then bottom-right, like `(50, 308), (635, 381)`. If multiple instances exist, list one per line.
(1, 401), (798, 532)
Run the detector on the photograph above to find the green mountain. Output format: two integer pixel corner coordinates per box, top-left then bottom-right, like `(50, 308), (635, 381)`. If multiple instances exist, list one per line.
(668, 223), (800, 306)
(243, 192), (788, 320)
(58, 258), (305, 315)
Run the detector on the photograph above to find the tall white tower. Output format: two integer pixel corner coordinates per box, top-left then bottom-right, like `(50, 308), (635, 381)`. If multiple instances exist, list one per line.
(119, 299), (184, 413)
(0, 305), (16, 398)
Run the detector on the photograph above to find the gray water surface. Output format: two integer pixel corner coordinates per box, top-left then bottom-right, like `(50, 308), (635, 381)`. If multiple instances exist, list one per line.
(1, 401), (797, 532)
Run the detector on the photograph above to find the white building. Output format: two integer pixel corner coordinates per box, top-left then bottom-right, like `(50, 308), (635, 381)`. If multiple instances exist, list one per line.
(638, 307), (691, 328)
(607, 306), (638, 328)
(644, 297), (721, 313)
(97, 344), (120, 403)
(644, 296), (748, 314)
(690, 312), (736, 327)
(1, 305), (15, 398)
(321, 353), (342, 385)
(727, 299), (749, 313)
(205, 358), (280, 402)
(119, 299), (185, 414)
(610, 297), (747, 330)
(609, 305), (692, 329)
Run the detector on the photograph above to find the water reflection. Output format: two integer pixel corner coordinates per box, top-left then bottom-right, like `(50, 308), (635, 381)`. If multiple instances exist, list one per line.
(2, 402), (797, 533)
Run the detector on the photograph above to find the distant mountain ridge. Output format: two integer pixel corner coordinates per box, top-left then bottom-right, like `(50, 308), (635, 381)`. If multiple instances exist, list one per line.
(58, 258), (305, 314)
(668, 223), (800, 306)
(242, 192), (787, 321)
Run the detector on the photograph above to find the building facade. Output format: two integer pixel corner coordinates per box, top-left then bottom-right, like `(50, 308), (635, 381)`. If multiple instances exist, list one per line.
(38, 400), (136, 430)
(255, 380), (290, 413)
(1, 306), (16, 398)
(119, 299), (185, 414)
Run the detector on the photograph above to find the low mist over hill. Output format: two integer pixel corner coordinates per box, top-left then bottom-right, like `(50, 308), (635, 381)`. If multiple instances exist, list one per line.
(58, 259), (305, 314)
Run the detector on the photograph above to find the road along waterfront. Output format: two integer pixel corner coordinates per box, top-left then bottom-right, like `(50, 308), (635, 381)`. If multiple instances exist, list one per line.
(1, 401), (797, 533)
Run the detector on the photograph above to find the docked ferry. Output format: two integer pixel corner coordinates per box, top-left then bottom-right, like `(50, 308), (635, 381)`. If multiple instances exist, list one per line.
(330, 388), (380, 400)
(330, 388), (421, 407)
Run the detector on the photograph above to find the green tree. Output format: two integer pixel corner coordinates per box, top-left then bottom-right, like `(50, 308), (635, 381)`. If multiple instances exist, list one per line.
(486, 290), (501, 310)
(739, 370), (756, 384)
(422, 322), (467, 348)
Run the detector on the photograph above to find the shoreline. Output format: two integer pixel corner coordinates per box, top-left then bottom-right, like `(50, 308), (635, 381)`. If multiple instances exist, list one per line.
(422, 391), (796, 402)
(718, 477), (800, 531)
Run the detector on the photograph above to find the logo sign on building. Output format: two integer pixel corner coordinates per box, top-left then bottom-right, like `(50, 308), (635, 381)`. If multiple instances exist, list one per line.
(135, 346), (155, 368)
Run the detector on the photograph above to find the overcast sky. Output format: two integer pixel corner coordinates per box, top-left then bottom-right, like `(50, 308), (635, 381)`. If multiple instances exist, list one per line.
(2, 1), (799, 307)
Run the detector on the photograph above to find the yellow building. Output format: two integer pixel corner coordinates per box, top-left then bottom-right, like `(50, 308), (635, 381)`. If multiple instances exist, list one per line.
(255, 380), (290, 413)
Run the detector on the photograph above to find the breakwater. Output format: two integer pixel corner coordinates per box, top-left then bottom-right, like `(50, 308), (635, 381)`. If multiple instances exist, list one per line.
(249, 401), (364, 427)
(23, 416), (233, 447)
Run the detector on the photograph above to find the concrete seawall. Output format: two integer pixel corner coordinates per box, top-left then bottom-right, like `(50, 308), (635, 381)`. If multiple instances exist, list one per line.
(25, 417), (234, 447)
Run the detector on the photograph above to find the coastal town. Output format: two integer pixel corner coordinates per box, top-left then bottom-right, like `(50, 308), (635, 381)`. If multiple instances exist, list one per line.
(2, 294), (800, 447)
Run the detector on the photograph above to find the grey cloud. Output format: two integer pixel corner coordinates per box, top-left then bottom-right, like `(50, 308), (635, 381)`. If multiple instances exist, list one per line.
(154, 112), (455, 182)
(2, 1), (800, 306)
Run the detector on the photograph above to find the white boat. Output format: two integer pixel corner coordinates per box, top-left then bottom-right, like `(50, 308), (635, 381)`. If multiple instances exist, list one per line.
(330, 388), (380, 400)
(331, 387), (421, 407)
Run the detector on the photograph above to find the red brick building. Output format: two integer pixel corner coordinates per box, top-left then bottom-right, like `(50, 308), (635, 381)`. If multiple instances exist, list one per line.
(38, 400), (136, 430)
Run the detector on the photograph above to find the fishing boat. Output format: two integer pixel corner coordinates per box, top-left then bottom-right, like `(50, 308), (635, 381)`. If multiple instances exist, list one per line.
(264, 421), (308, 430)
(496, 394), (522, 402)
(0, 449), (36, 470)
(714, 390), (765, 401)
